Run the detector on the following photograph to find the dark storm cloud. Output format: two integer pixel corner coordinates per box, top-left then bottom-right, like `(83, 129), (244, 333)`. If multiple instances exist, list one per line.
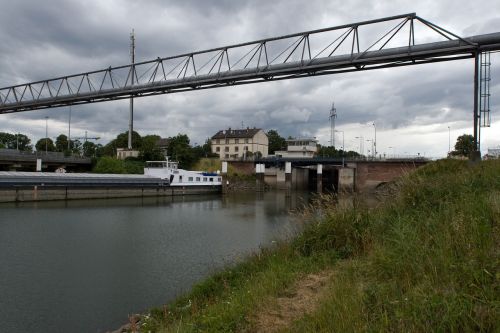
(0, 0), (499, 155)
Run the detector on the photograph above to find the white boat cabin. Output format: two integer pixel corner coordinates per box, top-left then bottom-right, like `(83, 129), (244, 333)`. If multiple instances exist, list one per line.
(144, 160), (222, 186)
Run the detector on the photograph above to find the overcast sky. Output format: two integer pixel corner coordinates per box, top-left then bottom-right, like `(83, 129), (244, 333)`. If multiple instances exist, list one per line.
(0, 0), (499, 157)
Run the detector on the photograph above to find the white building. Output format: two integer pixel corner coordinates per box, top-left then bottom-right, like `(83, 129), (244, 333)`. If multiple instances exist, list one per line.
(486, 147), (500, 159)
(211, 127), (269, 160)
(274, 137), (318, 158)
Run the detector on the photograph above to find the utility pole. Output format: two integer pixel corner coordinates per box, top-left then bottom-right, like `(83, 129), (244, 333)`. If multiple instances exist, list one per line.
(329, 102), (336, 148)
(448, 126), (451, 157)
(373, 122), (377, 157)
(128, 29), (135, 150)
(335, 130), (345, 165)
(68, 106), (72, 150)
(45, 116), (49, 153)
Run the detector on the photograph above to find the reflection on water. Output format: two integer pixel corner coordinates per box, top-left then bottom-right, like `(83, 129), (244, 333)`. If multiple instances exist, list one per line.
(0, 191), (310, 333)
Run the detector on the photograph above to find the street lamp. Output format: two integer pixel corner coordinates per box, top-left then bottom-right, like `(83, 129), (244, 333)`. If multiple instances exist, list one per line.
(45, 116), (49, 153)
(335, 130), (345, 165)
(388, 146), (395, 158)
(68, 106), (72, 151)
(366, 139), (374, 158)
(354, 135), (364, 156)
(448, 126), (451, 156)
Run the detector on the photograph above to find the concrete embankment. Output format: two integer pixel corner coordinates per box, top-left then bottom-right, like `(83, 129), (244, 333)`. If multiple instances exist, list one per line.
(0, 185), (221, 203)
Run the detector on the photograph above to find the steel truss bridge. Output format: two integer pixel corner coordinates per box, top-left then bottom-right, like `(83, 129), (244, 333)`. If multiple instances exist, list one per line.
(0, 13), (499, 149)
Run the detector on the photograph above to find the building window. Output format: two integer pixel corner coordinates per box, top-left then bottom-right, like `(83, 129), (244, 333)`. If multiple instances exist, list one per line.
(216, 139), (220, 144)
(235, 146), (239, 152)
(235, 139), (239, 144)
(244, 146), (248, 151)
(225, 154), (229, 158)
(245, 138), (249, 143)
(225, 138), (229, 144)
(225, 147), (229, 152)
(216, 147), (220, 152)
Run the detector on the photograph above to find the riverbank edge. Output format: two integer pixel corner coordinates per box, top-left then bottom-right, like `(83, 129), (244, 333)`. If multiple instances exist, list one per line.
(0, 185), (221, 203)
(113, 159), (499, 332)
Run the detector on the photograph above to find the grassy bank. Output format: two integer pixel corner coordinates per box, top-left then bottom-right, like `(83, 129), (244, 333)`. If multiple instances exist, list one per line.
(136, 159), (499, 332)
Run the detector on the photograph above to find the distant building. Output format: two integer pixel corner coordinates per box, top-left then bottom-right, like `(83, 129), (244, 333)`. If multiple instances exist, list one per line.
(485, 147), (500, 159)
(116, 148), (139, 160)
(274, 137), (318, 158)
(211, 127), (268, 160)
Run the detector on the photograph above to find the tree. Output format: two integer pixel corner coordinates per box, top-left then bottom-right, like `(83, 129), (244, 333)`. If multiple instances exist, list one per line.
(15, 134), (32, 151)
(139, 135), (164, 161)
(0, 132), (32, 151)
(168, 134), (195, 168)
(82, 141), (97, 157)
(453, 134), (475, 157)
(267, 129), (286, 154)
(93, 156), (126, 173)
(55, 134), (69, 152)
(101, 131), (142, 157)
(72, 139), (82, 155)
(115, 131), (142, 149)
(35, 138), (56, 152)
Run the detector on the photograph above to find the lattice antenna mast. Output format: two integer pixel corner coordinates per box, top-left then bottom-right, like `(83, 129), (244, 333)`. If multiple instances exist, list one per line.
(329, 102), (336, 148)
(128, 29), (135, 150)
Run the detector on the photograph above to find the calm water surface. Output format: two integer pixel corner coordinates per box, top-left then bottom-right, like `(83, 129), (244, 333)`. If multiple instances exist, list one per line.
(0, 191), (310, 333)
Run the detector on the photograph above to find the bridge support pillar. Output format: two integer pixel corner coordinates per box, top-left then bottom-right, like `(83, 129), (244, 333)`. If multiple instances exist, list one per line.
(285, 162), (292, 195)
(317, 164), (323, 193)
(221, 161), (228, 194)
(256, 164), (265, 192)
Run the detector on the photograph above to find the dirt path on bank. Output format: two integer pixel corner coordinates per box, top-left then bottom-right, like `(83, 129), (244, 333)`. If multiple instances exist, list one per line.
(249, 271), (333, 332)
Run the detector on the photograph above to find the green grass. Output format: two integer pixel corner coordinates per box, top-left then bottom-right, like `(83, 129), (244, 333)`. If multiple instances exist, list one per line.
(138, 159), (499, 332)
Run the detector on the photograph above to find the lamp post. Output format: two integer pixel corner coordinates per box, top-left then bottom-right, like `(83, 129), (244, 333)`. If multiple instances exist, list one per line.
(372, 122), (377, 157)
(68, 106), (72, 151)
(45, 116), (49, 153)
(335, 130), (345, 165)
(355, 135), (364, 156)
(366, 139), (374, 158)
(447, 126), (451, 156)
(388, 146), (395, 158)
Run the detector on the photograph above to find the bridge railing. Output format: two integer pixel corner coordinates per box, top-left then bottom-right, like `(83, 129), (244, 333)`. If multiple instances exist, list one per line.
(0, 149), (91, 163)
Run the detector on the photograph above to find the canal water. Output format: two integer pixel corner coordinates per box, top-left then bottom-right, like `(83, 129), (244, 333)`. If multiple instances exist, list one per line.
(0, 191), (310, 333)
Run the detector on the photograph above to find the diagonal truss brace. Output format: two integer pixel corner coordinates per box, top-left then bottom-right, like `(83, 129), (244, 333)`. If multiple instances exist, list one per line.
(0, 13), (499, 114)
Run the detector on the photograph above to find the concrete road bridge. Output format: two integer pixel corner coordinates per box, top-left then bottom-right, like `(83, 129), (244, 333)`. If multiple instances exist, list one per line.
(246, 157), (429, 193)
(0, 149), (92, 172)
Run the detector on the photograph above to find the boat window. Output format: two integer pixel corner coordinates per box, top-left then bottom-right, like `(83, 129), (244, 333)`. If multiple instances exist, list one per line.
(196, 177), (201, 181)
(188, 177), (193, 182)
(179, 175), (182, 182)
(203, 177), (207, 181)
(218, 177), (221, 181)
(210, 178), (213, 182)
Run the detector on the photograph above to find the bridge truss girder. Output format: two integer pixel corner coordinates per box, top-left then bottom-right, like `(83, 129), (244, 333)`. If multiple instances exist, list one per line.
(1, 13), (499, 115)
